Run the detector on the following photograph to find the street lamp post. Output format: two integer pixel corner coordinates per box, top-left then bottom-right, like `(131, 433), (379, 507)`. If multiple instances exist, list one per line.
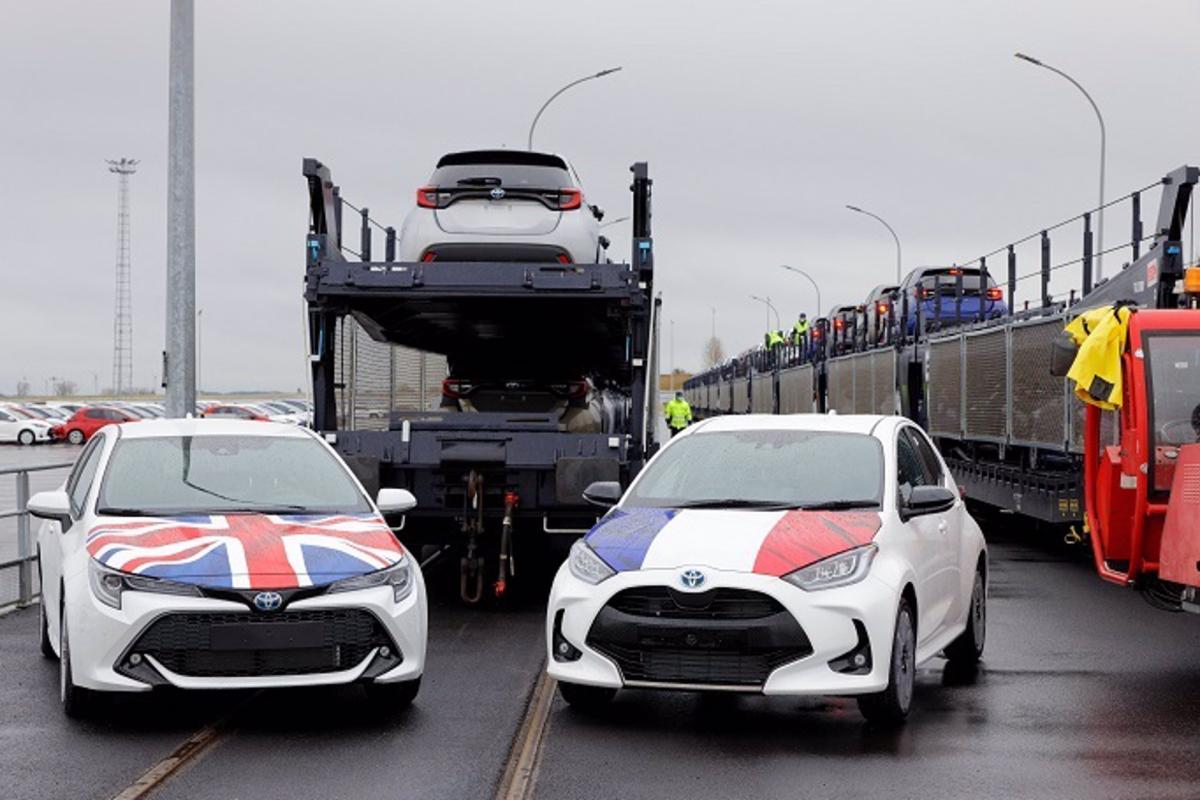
(527, 67), (623, 151)
(749, 294), (781, 332)
(1015, 52), (1107, 279)
(846, 205), (902, 284)
(779, 265), (822, 318)
(196, 308), (203, 394)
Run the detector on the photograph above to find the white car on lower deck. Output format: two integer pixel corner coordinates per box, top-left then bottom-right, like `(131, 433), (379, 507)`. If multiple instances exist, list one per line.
(395, 150), (607, 265)
(29, 418), (427, 717)
(547, 414), (987, 723)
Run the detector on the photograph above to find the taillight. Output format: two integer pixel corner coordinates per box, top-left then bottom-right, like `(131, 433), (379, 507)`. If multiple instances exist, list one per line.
(921, 288), (935, 300)
(442, 378), (473, 398)
(421, 251), (437, 262)
(556, 253), (572, 264)
(558, 188), (582, 210)
(416, 186), (439, 208)
(986, 287), (1003, 301)
(876, 302), (889, 315)
(834, 318), (845, 330)
(948, 267), (963, 276)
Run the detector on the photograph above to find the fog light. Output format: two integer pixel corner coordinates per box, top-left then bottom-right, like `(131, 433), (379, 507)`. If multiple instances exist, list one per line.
(828, 619), (873, 675)
(552, 610), (581, 663)
(129, 653), (143, 666)
(379, 646), (391, 658)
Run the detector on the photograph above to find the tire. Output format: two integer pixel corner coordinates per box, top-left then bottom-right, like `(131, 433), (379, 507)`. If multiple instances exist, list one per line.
(38, 561), (56, 660)
(364, 677), (421, 710)
(558, 681), (616, 712)
(944, 567), (986, 664)
(18, 429), (35, 446)
(67, 429), (85, 445)
(60, 607), (94, 719)
(858, 597), (916, 726)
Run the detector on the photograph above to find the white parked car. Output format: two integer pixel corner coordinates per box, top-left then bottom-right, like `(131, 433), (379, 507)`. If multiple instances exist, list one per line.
(547, 414), (986, 724)
(29, 419), (427, 717)
(0, 406), (53, 445)
(396, 150), (607, 265)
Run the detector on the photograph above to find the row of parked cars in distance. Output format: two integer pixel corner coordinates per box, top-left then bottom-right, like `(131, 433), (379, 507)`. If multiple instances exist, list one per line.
(0, 398), (312, 445)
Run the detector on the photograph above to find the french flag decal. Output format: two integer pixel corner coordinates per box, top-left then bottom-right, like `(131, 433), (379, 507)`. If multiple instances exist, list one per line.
(585, 507), (677, 572)
(752, 511), (881, 576)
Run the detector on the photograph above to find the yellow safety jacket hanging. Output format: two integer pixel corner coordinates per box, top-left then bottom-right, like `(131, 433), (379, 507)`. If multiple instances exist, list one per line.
(1063, 304), (1133, 410)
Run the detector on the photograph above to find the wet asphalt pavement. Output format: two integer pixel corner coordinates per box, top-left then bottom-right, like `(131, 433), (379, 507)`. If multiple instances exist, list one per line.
(2, 443), (1200, 799)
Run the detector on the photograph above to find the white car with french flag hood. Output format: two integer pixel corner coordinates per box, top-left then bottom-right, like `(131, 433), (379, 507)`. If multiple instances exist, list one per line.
(29, 418), (426, 718)
(547, 414), (987, 723)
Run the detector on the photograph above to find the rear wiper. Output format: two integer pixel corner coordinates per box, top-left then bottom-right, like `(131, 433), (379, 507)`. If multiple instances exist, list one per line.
(456, 177), (501, 186)
(797, 500), (879, 511)
(673, 499), (800, 510)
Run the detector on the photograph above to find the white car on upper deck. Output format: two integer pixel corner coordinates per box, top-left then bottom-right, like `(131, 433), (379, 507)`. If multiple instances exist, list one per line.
(395, 150), (608, 265)
(547, 413), (987, 723)
(29, 418), (427, 717)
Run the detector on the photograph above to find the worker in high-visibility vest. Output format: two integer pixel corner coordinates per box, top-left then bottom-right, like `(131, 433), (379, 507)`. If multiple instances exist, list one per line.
(791, 313), (809, 345)
(664, 391), (693, 436)
(765, 330), (785, 349)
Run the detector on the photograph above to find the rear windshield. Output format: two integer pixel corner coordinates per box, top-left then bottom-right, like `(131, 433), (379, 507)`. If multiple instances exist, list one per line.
(97, 435), (370, 515)
(918, 269), (998, 289)
(428, 164), (574, 191)
(623, 429), (883, 509)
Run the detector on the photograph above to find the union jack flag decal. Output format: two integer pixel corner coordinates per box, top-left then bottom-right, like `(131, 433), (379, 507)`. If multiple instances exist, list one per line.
(86, 513), (404, 590)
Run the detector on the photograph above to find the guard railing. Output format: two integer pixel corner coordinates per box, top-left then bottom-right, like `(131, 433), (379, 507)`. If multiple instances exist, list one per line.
(1, 462), (73, 610)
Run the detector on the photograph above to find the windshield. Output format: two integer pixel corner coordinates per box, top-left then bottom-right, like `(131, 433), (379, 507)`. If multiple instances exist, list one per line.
(97, 435), (370, 516)
(623, 429), (883, 509)
(1146, 334), (1200, 492)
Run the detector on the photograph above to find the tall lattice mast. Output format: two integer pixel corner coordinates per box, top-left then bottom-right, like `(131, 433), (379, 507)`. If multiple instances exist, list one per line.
(107, 158), (138, 395)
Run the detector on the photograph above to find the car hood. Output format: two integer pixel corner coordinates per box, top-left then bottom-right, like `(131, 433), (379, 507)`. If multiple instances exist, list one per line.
(85, 512), (404, 589)
(583, 507), (881, 576)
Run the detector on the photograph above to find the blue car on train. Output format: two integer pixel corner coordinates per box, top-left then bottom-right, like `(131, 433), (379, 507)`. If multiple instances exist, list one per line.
(899, 266), (1008, 333)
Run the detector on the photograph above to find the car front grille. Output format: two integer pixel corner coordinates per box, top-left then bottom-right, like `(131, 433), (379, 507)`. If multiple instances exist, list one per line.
(125, 609), (395, 678)
(586, 587), (812, 687)
(605, 587), (785, 620)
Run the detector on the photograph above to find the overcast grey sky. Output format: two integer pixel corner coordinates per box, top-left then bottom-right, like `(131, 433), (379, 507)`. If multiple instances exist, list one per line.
(4, 0), (1199, 393)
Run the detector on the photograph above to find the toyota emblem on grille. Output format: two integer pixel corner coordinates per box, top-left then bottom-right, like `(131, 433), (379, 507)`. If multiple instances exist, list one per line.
(489, 187), (506, 200)
(253, 591), (283, 612)
(680, 569), (705, 589)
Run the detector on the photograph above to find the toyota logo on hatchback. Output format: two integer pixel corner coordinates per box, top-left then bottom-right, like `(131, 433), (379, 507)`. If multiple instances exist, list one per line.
(253, 591), (283, 612)
(680, 569), (705, 589)
(489, 187), (506, 200)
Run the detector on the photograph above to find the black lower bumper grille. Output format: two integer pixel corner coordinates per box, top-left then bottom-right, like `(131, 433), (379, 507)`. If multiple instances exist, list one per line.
(126, 609), (395, 678)
(587, 587), (812, 687)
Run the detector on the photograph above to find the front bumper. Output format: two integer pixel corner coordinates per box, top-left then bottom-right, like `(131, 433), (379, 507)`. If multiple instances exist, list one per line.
(65, 575), (427, 692)
(546, 566), (899, 696)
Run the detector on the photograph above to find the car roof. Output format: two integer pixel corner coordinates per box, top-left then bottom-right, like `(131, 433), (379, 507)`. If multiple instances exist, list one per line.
(689, 413), (903, 438)
(111, 418), (310, 439)
(436, 150), (567, 169)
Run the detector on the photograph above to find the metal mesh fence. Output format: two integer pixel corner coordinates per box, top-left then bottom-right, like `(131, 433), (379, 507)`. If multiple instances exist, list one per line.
(731, 378), (750, 413)
(779, 365), (814, 414)
(852, 355), (873, 414)
(828, 358), (854, 414)
(871, 350), (897, 415)
(335, 316), (449, 431)
(751, 374), (773, 413)
(927, 337), (962, 437)
(1010, 319), (1066, 447)
(964, 329), (1008, 439)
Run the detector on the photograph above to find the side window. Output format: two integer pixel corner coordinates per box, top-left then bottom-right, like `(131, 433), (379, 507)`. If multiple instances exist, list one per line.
(0, 411), (13, 422)
(896, 431), (927, 503)
(907, 428), (945, 486)
(67, 438), (105, 516)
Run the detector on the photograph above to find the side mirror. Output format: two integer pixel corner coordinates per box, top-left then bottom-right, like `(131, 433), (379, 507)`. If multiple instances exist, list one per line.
(376, 488), (417, 515)
(902, 485), (957, 519)
(27, 489), (72, 529)
(1049, 333), (1077, 378)
(582, 481), (623, 508)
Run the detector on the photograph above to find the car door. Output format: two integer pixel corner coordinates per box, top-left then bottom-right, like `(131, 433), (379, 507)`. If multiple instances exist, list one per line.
(0, 409), (18, 442)
(896, 427), (950, 643)
(39, 435), (105, 643)
(898, 426), (960, 640)
(906, 427), (964, 627)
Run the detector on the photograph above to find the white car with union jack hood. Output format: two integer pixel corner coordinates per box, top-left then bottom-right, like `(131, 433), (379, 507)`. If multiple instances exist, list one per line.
(547, 414), (987, 723)
(28, 419), (426, 717)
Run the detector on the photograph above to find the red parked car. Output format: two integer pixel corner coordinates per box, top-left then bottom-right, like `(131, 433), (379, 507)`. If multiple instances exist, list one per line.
(53, 406), (140, 445)
(201, 403), (270, 421)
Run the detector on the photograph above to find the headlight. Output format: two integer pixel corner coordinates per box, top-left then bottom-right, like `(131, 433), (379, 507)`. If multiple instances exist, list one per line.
(328, 555), (413, 603)
(568, 540), (615, 585)
(782, 544), (877, 591)
(88, 559), (202, 610)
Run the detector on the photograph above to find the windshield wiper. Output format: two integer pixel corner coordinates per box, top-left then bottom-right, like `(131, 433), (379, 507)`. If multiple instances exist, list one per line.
(673, 499), (800, 510)
(796, 500), (879, 511)
(96, 507), (155, 517)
